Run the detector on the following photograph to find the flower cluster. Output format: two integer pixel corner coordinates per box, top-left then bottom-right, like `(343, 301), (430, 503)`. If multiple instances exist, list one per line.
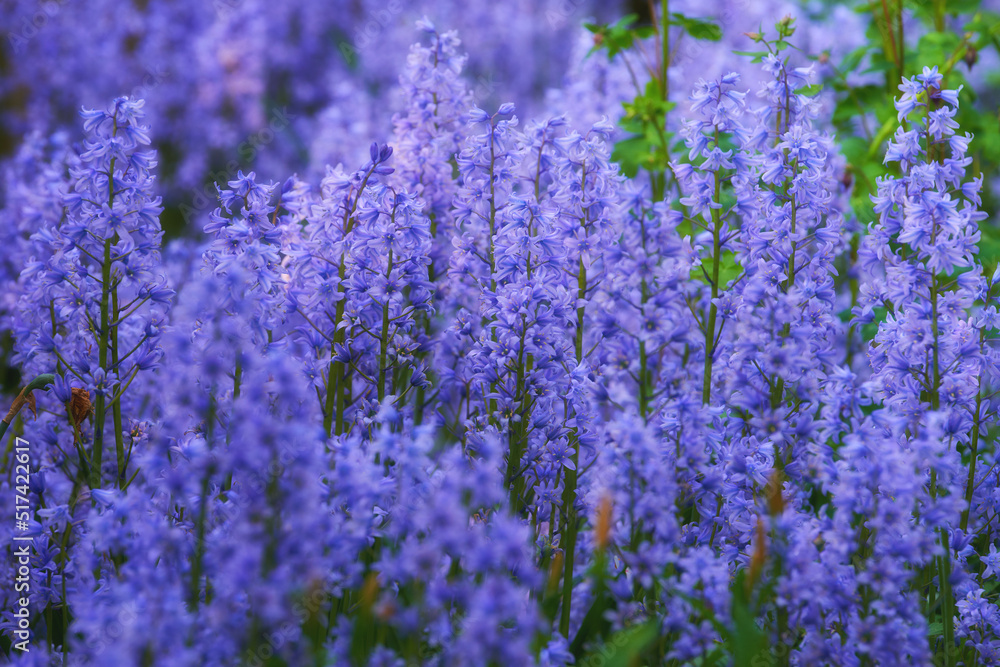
(0, 16), (999, 667)
(12, 98), (172, 486)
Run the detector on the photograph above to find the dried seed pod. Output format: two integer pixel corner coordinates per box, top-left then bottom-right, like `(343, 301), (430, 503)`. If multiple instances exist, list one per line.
(68, 387), (93, 426)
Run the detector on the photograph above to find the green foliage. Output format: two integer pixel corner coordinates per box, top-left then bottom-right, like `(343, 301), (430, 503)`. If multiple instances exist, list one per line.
(667, 13), (722, 42)
(728, 572), (772, 667)
(824, 1), (1000, 220)
(980, 220), (1000, 268)
(578, 622), (660, 667)
(613, 80), (675, 179)
(583, 14), (656, 60)
(586, 9), (723, 195)
(555, 4), (1000, 661)
(861, 306), (889, 342)
(737, 14), (797, 61)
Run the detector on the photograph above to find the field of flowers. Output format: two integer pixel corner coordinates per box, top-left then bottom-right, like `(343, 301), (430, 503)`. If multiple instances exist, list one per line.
(1, 0), (1000, 665)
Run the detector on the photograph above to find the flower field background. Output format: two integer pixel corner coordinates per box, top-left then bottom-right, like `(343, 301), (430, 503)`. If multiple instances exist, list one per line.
(1, 0), (1000, 665)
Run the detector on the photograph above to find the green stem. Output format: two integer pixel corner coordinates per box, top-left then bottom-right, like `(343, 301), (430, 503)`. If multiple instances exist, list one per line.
(92, 236), (113, 488)
(772, 154), (799, 410)
(939, 529), (956, 667)
(896, 0), (904, 75)
(92, 144), (120, 489)
(880, 0), (901, 89)
(638, 213), (651, 421)
(638, 340), (649, 420)
(222, 354), (242, 493)
(323, 168), (376, 437)
(486, 121), (499, 420)
(575, 259), (585, 362)
(660, 0), (670, 166)
(189, 472), (211, 608)
(559, 448), (579, 638)
(928, 275), (956, 666)
(933, 0), (945, 32)
(660, 0), (669, 104)
(233, 355), (243, 400)
(774, 537), (789, 667)
(324, 338), (338, 437)
(111, 288), (125, 488)
(960, 378), (982, 532)
(377, 250), (394, 403)
(189, 395), (216, 609)
(488, 123), (498, 293)
(931, 283), (940, 413)
(329, 250), (350, 437)
(508, 318), (529, 514)
(560, 253), (588, 638)
(701, 168), (722, 405)
(846, 235), (860, 367)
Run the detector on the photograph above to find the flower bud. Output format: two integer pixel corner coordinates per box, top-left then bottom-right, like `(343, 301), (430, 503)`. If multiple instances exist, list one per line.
(766, 469), (785, 517)
(547, 551), (564, 595)
(595, 494), (613, 550)
(360, 571), (379, 615)
(746, 518), (767, 595)
(964, 45), (978, 70)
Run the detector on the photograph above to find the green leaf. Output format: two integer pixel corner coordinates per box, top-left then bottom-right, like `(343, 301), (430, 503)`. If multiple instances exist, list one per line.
(578, 622), (660, 667)
(568, 549), (613, 658)
(669, 13), (722, 41)
(795, 83), (823, 97)
(730, 571), (770, 667)
(978, 220), (1000, 268)
(612, 135), (654, 179)
(861, 307), (889, 342)
(968, 11), (1000, 47)
(733, 49), (769, 63)
(717, 250), (743, 289)
(585, 14), (643, 60)
(867, 114), (898, 159)
(837, 45), (871, 78)
(634, 25), (657, 40)
(913, 30), (962, 74)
